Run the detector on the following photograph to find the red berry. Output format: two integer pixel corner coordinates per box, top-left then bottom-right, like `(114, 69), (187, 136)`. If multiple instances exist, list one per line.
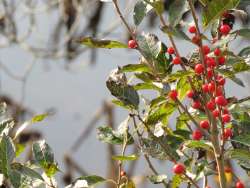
(224, 128), (233, 139)
(192, 35), (200, 45)
(215, 87), (224, 96)
(189, 26), (197, 33)
(215, 96), (226, 106)
(202, 45), (210, 55)
(173, 163), (185, 174)
(224, 166), (232, 173)
(192, 101), (201, 109)
(223, 108), (229, 114)
(207, 68), (213, 78)
(206, 57), (216, 68)
(222, 114), (231, 123)
(167, 47), (175, 54)
(120, 170), (126, 177)
(195, 64), (204, 74)
(213, 109), (220, 118)
(187, 90), (194, 99)
(208, 82), (215, 93)
(206, 100), (216, 111)
(236, 181), (245, 188)
(217, 77), (226, 85)
(169, 90), (178, 100)
(218, 56), (226, 65)
(220, 24), (231, 35)
(222, 11), (230, 18)
(128, 40), (137, 49)
(202, 84), (209, 93)
(200, 120), (210, 129)
(173, 57), (181, 65)
(192, 130), (203, 140)
(214, 48), (221, 56)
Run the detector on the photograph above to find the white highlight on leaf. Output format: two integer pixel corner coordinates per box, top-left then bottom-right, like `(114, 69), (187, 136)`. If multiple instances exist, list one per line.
(154, 122), (164, 137)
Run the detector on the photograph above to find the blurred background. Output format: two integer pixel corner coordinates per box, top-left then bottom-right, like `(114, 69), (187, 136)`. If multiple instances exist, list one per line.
(0, 0), (250, 187)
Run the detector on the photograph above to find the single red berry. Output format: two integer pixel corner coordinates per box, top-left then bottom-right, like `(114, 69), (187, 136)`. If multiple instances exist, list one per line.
(169, 90), (178, 100)
(215, 86), (224, 96)
(167, 47), (175, 54)
(128, 40), (137, 49)
(173, 163), (185, 174)
(208, 82), (215, 93)
(120, 170), (126, 177)
(215, 96), (227, 106)
(213, 109), (220, 118)
(192, 101), (201, 109)
(207, 68), (213, 78)
(236, 181), (245, 188)
(173, 57), (181, 65)
(202, 84), (209, 93)
(217, 77), (226, 85)
(187, 90), (194, 99)
(214, 48), (221, 56)
(192, 130), (203, 140)
(189, 26), (197, 33)
(195, 64), (204, 74)
(192, 35), (200, 45)
(202, 45), (210, 55)
(218, 56), (226, 65)
(222, 114), (231, 123)
(224, 128), (233, 139)
(206, 100), (216, 111)
(220, 24), (231, 35)
(223, 108), (229, 114)
(224, 166), (232, 173)
(206, 57), (216, 68)
(200, 120), (210, 130)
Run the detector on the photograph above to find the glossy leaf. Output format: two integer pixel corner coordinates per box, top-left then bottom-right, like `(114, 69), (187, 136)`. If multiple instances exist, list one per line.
(133, 1), (152, 26)
(0, 119), (14, 137)
(231, 134), (250, 147)
(238, 46), (250, 57)
(112, 154), (138, 161)
(79, 37), (127, 48)
(185, 140), (213, 151)
(143, 0), (164, 15)
(236, 28), (250, 39)
(121, 64), (151, 73)
(169, 0), (189, 27)
(227, 149), (250, 168)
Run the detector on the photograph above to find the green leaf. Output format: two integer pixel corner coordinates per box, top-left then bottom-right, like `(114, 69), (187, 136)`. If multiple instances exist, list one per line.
(111, 99), (132, 110)
(171, 175), (182, 188)
(227, 149), (250, 168)
(177, 77), (191, 100)
(143, 0), (164, 15)
(165, 70), (194, 82)
(78, 37), (127, 48)
(231, 134), (250, 147)
(161, 26), (191, 41)
(232, 61), (250, 73)
(202, 0), (240, 28)
(148, 174), (167, 184)
(134, 82), (161, 91)
(136, 33), (171, 74)
(0, 134), (15, 177)
(238, 46), (250, 57)
(121, 64), (151, 73)
(97, 126), (134, 145)
(218, 69), (245, 87)
(11, 163), (44, 181)
(185, 140), (213, 151)
(32, 114), (48, 123)
(0, 119), (14, 136)
(112, 154), (138, 161)
(236, 28), (250, 39)
(169, 0), (189, 27)
(72, 175), (106, 187)
(32, 140), (59, 177)
(133, 1), (152, 26)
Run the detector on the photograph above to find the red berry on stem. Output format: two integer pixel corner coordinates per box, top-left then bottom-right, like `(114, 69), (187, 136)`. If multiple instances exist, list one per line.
(207, 68), (213, 78)
(214, 48), (221, 56)
(192, 130), (203, 140)
(200, 120), (210, 129)
(220, 24), (231, 35)
(208, 82), (215, 93)
(202, 45), (210, 55)
(223, 108), (229, 114)
(189, 26), (197, 33)
(218, 56), (226, 65)
(167, 47), (175, 54)
(169, 90), (178, 100)
(173, 163), (185, 174)
(192, 35), (200, 45)
(173, 57), (181, 65)
(215, 86), (224, 96)
(192, 101), (201, 109)
(206, 100), (216, 111)
(213, 109), (220, 118)
(215, 96), (227, 106)
(236, 181), (245, 188)
(128, 40), (137, 49)
(222, 114), (231, 123)
(187, 90), (194, 99)
(218, 77), (226, 85)
(224, 128), (233, 139)
(206, 57), (216, 68)
(202, 84), (209, 93)
(195, 64), (204, 74)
